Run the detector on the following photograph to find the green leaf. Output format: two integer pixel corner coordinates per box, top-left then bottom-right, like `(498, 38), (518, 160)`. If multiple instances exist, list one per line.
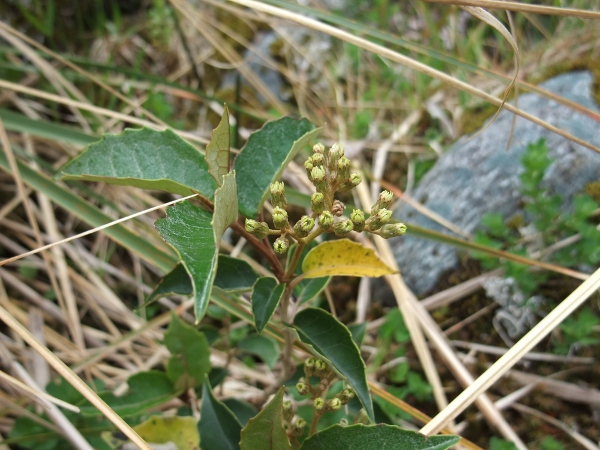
(213, 172), (238, 243)
(155, 201), (217, 322)
(58, 127), (216, 199)
(240, 387), (292, 450)
(348, 322), (367, 347)
(298, 424), (459, 450)
(288, 242), (330, 304)
(301, 239), (396, 279)
(213, 256), (260, 292)
(79, 371), (177, 417)
(222, 399), (258, 427)
(206, 105), (231, 186)
(293, 308), (374, 422)
(146, 256), (259, 306)
(237, 335), (280, 369)
(164, 313), (211, 390)
(133, 416), (199, 450)
(234, 117), (321, 218)
(198, 378), (242, 450)
(251, 277), (286, 334)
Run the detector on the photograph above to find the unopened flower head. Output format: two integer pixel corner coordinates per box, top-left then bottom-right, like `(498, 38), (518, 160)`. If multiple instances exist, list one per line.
(371, 190), (394, 214)
(318, 211), (334, 230)
(338, 388), (355, 404)
(379, 223), (407, 239)
(245, 219), (269, 239)
(336, 156), (351, 182)
(327, 398), (342, 411)
(313, 143), (325, 154)
(310, 166), (328, 192)
(333, 219), (353, 237)
(294, 215), (315, 238)
(282, 400), (294, 421)
(304, 357), (316, 378)
(314, 397), (326, 411)
(274, 236), (290, 254)
(270, 181), (287, 208)
(314, 359), (328, 377)
(296, 377), (309, 396)
(331, 199), (345, 217)
(304, 157), (314, 179)
(311, 192), (325, 214)
(311, 152), (325, 167)
(350, 209), (365, 232)
(338, 172), (362, 192)
(366, 208), (392, 231)
(329, 142), (344, 160)
(272, 206), (289, 230)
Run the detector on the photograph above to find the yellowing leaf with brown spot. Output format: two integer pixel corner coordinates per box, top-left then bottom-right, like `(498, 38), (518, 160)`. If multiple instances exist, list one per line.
(301, 239), (396, 279)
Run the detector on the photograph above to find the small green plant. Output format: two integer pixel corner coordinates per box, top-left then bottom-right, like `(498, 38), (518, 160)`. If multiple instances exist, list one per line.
(474, 138), (600, 348)
(8, 106), (460, 449)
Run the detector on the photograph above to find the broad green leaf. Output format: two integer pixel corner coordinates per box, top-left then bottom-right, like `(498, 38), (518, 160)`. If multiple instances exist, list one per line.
(213, 172), (238, 243)
(240, 387), (292, 450)
(164, 313), (211, 390)
(222, 399), (258, 427)
(293, 308), (374, 422)
(145, 256), (259, 306)
(133, 416), (199, 450)
(198, 378), (242, 450)
(298, 424), (459, 450)
(348, 323), (367, 347)
(234, 117), (321, 218)
(79, 371), (177, 417)
(301, 239), (396, 279)
(58, 127), (216, 199)
(155, 201), (217, 322)
(213, 256), (260, 292)
(251, 277), (286, 334)
(237, 335), (280, 369)
(206, 105), (231, 186)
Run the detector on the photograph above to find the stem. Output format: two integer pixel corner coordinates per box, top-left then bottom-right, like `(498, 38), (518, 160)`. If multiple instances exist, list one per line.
(230, 220), (285, 280)
(308, 410), (323, 436)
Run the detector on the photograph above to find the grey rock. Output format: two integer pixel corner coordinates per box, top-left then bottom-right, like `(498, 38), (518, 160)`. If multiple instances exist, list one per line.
(390, 71), (600, 296)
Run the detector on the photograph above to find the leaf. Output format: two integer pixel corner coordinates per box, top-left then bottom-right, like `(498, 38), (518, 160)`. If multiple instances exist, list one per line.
(206, 105), (231, 186)
(237, 335), (280, 369)
(348, 323), (367, 347)
(301, 239), (396, 279)
(234, 117), (321, 218)
(198, 378), (242, 450)
(133, 416), (199, 450)
(155, 201), (217, 322)
(222, 399), (258, 427)
(79, 371), (178, 417)
(298, 424), (459, 450)
(288, 242), (329, 304)
(146, 256), (259, 307)
(213, 172), (238, 243)
(293, 308), (374, 422)
(251, 277), (286, 334)
(58, 127), (216, 199)
(240, 387), (292, 450)
(213, 256), (260, 292)
(164, 313), (211, 390)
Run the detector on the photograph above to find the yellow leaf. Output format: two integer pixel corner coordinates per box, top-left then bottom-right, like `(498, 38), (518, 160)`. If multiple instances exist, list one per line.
(301, 239), (396, 279)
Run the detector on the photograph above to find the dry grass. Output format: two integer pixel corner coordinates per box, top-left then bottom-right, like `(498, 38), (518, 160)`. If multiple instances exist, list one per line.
(0, 1), (599, 449)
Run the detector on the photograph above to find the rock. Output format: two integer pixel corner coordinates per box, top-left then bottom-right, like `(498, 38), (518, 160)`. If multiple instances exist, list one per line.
(390, 71), (600, 296)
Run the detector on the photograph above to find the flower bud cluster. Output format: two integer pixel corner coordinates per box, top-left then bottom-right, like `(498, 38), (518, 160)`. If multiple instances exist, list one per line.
(243, 146), (406, 254)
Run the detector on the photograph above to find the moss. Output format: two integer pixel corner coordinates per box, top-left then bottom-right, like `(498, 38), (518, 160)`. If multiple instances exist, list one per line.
(584, 180), (600, 204)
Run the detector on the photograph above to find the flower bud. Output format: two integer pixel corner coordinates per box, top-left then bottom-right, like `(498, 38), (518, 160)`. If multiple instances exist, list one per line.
(245, 219), (270, 239)
(318, 211), (334, 230)
(331, 199), (345, 217)
(291, 418), (306, 436)
(338, 173), (362, 193)
(313, 143), (325, 154)
(329, 142), (344, 161)
(270, 181), (287, 208)
(326, 398), (342, 411)
(371, 190), (394, 215)
(304, 157), (314, 179)
(354, 409), (369, 425)
(339, 418), (349, 426)
(336, 156), (351, 182)
(314, 359), (328, 378)
(282, 400), (294, 421)
(310, 166), (328, 193)
(304, 357), (316, 378)
(314, 397), (326, 411)
(311, 152), (325, 167)
(311, 192), (325, 214)
(296, 378), (309, 396)
(366, 208), (392, 231)
(350, 209), (365, 232)
(333, 219), (353, 237)
(272, 206), (289, 230)
(274, 236), (290, 254)
(293, 216), (315, 238)
(338, 388), (355, 404)
(379, 223), (407, 238)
